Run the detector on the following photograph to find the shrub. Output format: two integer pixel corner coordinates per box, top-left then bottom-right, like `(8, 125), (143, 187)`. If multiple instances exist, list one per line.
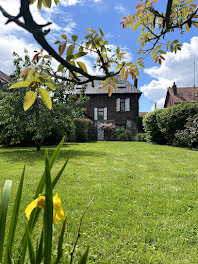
(136, 117), (144, 133)
(134, 133), (147, 142)
(157, 103), (198, 144)
(115, 129), (133, 141)
(101, 123), (115, 140)
(143, 109), (166, 144)
(174, 114), (198, 148)
(74, 118), (93, 142)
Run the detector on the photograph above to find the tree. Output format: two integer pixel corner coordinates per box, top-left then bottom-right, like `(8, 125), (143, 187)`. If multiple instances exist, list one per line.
(121, 0), (198, 66)
(0, 51), (88, 150)
(0, 0), (197, 108)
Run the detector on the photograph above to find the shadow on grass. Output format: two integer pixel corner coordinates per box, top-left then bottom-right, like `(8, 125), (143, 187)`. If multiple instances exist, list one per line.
(0, 144), (106, 163)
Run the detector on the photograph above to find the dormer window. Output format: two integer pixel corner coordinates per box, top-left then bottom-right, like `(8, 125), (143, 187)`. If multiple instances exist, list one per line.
(76, 85), (82, 89)
(117, 83), (126, 88)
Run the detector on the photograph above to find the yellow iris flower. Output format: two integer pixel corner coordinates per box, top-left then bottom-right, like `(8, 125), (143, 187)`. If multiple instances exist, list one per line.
(25, 194), (65, 224)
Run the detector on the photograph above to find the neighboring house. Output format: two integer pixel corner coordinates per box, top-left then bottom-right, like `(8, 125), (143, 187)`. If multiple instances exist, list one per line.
(139, 112), (148, 117)
(164, 82), (198, 108)
(74, 75), (142, 140)
(0, 71), (9, 91)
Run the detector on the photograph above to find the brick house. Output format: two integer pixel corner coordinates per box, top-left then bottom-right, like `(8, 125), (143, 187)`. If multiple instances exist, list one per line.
(0, 71), (9, 91)
(164, 82), (198, 108)
(74, 76), (142, 140)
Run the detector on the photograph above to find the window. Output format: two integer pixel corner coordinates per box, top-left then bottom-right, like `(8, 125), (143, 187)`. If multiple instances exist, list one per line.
(97, 108), (104, 120)
(94, 107), (107, 121)
(76, 84), (82, 89)
(117, 83), (126, 88)
(116, 98), (130, 112)
(120, 99), (125, 112)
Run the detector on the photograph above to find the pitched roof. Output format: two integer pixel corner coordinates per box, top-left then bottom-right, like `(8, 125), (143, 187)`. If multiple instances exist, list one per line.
(73, 75), (141, 95)
(165, 87), (198, 106)
(0, 71), (9, 83)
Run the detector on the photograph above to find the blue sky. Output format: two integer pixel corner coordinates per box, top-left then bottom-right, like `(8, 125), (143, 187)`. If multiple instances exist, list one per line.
(0, 0), (198, 111)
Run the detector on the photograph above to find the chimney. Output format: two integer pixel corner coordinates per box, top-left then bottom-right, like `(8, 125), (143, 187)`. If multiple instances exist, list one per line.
(172, 82), (177, 95)
(134, 78), (138, 88)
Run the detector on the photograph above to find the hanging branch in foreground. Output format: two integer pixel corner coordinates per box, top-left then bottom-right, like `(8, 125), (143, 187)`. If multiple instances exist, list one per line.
(121, 0), (198, 67)
(0, 0), (140, 110)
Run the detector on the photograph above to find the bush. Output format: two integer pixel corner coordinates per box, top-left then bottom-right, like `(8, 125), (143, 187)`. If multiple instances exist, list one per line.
(115, 129), (133, 141)
(174, 114), (198, 148)
(136, 117), (144, 133)
(143, 103), (198, 145)
(143, 109), (166, 144)
(101, 123), (115, 141)
(134, 133), (147, 142)
(157, 103), (198, 144)
(74, 118), (93, 142)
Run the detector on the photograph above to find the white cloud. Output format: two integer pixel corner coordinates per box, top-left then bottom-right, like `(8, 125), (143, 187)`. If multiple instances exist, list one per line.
(114, 5), (128, 15)
(140, 36), (198, 109)
(60, 0), (101, 6)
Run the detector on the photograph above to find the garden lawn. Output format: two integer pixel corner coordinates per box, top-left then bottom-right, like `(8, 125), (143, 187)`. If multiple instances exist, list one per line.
(0, 142), (198, 263)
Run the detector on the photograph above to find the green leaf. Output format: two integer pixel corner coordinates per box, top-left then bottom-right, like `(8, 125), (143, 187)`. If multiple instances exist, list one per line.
(171, 39), (180, 45)
(72, 35), (78, 42)
(78, 247), (89, 264)
(25, 224), (36, 264)
(67, 44), (75, 57)
(45, 81), (55, 91)
(37, 0), (42, 10)
(133, 22), (141, 32)
(9, 81), (31, 89)
(99, 28), (104, 37)
(36, 231), (43, 264)
(23, 91), (36, 111)
(3, 167), (25, 264)
(43, 0), (51, 8)
(44, 151), (53, 264)
(58, 64), (64, 72)
(0, 180), (12, 262)
(77, 61), (87, 73)
(54, 218), (66, 264)
(86, 28), (97, 33)
(38, 88), (52, 110)
(73, 52), (88, 60)
(52, 159), (69, 189)
(101, 79), (109, 91)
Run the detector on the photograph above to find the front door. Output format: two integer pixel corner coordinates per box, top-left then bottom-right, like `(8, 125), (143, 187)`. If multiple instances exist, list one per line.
(97, 122), (104, 141)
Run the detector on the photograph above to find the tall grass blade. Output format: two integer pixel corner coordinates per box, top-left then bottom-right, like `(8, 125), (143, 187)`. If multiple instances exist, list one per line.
(77, 247), (89, 264)
(51, 158), (69, 189)
(35, 136), (65, 198)
(44, 151), (53, 264)
(25, 224), (36, 264)
(54, 217), (67, 264)
(0, 180), (12, 262)
(36, 231), (43, 264)
(3, 166), (25, 264)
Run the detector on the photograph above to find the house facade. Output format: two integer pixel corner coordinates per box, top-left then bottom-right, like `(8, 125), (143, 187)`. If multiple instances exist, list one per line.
(164, 82), (198, 108)
(74, 76), (142, 140)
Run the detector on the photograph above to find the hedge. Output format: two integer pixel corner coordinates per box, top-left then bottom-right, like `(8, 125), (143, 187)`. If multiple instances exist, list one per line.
(143, 103), (198, 145)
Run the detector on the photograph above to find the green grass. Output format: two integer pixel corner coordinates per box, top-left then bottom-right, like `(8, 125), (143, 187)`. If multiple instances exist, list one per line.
(0, 142), (198, 263)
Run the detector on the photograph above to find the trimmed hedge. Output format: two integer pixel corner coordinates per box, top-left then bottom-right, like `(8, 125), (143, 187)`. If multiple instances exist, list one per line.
(143, 109), (166, 144)
(143, 103), (198, 145)
(73, 118), (93, 142)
